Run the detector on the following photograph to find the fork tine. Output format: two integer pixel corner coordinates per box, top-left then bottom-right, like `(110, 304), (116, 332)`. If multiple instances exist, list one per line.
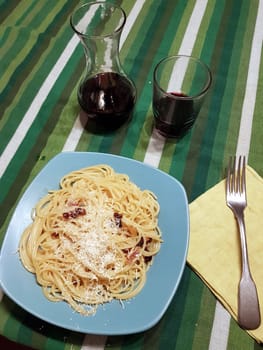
(230, 156), (235, 193)
(241, 155), (246, 196)
(227, 159), (230, 189)
(237, 156), (241, 193)
(226, 157), (231, 193)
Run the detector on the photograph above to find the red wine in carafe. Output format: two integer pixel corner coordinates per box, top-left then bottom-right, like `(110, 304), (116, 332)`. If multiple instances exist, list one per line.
(78, 72), (136, 131)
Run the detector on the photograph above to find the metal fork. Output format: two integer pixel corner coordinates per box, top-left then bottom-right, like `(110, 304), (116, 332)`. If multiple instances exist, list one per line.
(226, 155), (261, 330)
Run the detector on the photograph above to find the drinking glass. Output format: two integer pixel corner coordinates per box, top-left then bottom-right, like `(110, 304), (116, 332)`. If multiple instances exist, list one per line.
(152, 55), (212, 138)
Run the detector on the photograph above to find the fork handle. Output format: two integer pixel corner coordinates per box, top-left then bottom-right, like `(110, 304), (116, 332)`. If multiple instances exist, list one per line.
(235, 211), (261, 330)
(235, 211), (250, 275)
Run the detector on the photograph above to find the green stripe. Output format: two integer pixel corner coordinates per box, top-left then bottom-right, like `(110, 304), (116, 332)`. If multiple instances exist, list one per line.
(227, 319), (255, 350)
(0, 0), (18, 24)
(15, 1), (41, 26)
(1, 1), (59, 90)
(188, 0), (244, 200)
(171, 269), (205, 349)
(0, 50), (83, 229)
(0, 3), (78, 170)
(0, 297), (17, 337)
(157, 267), (194, 349)
(1, 27), (31, 88)
(191, 287), (216, 349)
(0, 0), (32, 26)
(142, 320), (164, 350)
(207, 0), (255, 186)
(121, 334), (144, 350)
(249, 48), (263, 176)
(1, 298), (26, 343)
(0, 2), (76, 137)
(0, 46), (83, 240)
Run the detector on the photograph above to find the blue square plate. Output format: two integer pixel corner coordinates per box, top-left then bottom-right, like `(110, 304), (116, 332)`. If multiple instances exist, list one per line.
(0, 152), (189, 335)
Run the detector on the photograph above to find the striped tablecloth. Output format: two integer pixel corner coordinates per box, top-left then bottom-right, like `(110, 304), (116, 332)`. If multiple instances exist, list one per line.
(1, 1), (263, 349)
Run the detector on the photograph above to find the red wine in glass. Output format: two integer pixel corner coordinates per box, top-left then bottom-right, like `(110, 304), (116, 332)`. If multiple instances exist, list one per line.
(78, 72), (136, 132)
(153, 91), (195, 138)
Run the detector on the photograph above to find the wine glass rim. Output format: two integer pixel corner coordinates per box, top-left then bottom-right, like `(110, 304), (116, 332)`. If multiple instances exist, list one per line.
(153, 55), (212, 99)
(70, 1), (126, 38)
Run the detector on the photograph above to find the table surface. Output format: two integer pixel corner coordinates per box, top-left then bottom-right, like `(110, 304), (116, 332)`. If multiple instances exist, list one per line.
(1, 0), (263, 349)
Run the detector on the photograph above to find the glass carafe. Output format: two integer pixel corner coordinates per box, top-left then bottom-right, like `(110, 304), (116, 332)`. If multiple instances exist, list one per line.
(70, 2), (136, 132)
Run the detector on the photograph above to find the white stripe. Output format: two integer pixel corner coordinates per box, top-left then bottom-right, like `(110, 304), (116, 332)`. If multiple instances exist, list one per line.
(63, 0), (146, 151)
(143, 0), (209, 167)
(143, 129), (166, 167)
(0, 34), (79, 177)
(208, 302), (231, 350)
(178, 0), (208, 56)
(168, 59), (190, 93)
(62, 115), (84, 152)
(119, 0), (145, 48)
(81, 334), (107, 350)
(236, 0), (263, 157)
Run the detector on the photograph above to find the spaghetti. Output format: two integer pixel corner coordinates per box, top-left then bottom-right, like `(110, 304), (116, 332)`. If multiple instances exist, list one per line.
(19, 165), (162, 315)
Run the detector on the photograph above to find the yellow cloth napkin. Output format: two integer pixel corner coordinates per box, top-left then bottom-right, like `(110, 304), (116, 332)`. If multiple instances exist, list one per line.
(187, 166), (263, 343)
